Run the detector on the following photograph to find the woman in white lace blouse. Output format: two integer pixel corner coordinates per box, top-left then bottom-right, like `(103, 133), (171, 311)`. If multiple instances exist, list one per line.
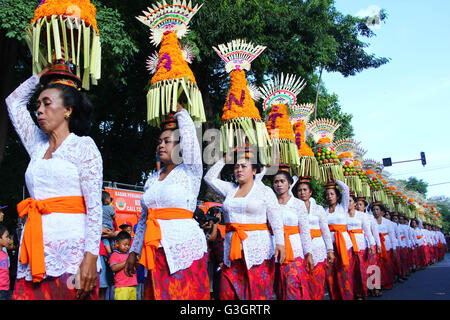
(125, 104), (209, 300)
(271, 171), (313, 300)
(324, 180), (354, 300)
(204, 148), (286, 300)
(5, 64), (102, 300)
(293, 177), (334, 300)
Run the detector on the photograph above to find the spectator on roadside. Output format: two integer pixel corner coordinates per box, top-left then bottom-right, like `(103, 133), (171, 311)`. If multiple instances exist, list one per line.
(133, 224), (146, 300)
(98, 227), (117, 300)
(102, 191), (116, 256)
(110, 231), (137, 300)
(0, 225), (13, 300)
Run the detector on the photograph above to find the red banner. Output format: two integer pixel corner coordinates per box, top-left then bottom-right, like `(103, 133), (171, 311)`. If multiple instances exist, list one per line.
(104, 187), (144, 231)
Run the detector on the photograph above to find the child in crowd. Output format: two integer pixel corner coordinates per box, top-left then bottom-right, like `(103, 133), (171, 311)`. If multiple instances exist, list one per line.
(0, 225), (12, 300)
(119, 221), (134, 247)
(102, 191), (116, 255)
(109, 231), (137, 300)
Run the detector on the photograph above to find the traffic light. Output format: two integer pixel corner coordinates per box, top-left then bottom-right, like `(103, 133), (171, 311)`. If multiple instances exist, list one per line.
(382, 157), (392, 167)
(420, 152), (426, 166)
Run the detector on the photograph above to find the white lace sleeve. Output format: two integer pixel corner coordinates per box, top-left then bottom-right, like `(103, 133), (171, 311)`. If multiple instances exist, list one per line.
(362, 214), (375, 246)
(264, 186), (284, 246)
(289, 176), (298, 196)
(254, 166), (267, 183)
(388, 223), (397, 250)
(318, 204), (333, 251)
(130, 198), (148, 255)
(203, 159), (235, 198)
(370, 216), (381, 247)
(336, 180), (349, 212)
(296, 200), (312, 255)
(5, 75), (47, 156)
(174, 109), (202, 179)
(78, 137), (103, 256)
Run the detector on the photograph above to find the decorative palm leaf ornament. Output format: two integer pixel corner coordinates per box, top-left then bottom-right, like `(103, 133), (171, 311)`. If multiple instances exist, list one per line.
(213, 39), (271, 164)
(26, 0), (102, 90)
(137, 0), (205, 126)
(288, 103), (319, 179)
(258, 73), (307, 170)
(353, 145), (371, 197)
(334, 138), (364, 196)
(307, 118), (344, 184)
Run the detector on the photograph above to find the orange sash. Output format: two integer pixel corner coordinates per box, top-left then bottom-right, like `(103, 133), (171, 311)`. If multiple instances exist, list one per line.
(417, 235), (423, 239)
(379, 232), (390, 261)
(310, 229), (322, 239)
(283, 225), (300, 264)
(328, 224), (349, 266)
(139, 207), (193, 271)
(226, 223), (269, 261)
(348, 228), (363, 253)
(17, 196), (86, 283)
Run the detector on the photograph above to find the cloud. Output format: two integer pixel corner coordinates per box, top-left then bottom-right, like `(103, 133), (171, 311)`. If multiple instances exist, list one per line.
(356, 5), (382, 30)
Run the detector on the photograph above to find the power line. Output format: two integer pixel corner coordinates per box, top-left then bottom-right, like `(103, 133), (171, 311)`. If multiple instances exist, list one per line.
(390, 164), (450, 177)
(428, 182), (450, 187)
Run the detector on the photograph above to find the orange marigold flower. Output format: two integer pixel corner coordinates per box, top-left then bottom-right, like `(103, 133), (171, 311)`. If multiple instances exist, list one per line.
(222, 69), (261, 121)
(151, 32), (197, 85)
(31, 0), (99, 34)
(266, 104), (295, 141)
(317, 137), (331, 145)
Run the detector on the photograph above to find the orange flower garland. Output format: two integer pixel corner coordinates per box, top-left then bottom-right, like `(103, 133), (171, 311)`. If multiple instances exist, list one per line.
(318, 137), (331, 145)
(222, 70), (261, 121)
(266, 104), (295, 141)
(31, 0), (99, 34)
(151, 31), (197, 85)
(293, 120), (315, 157)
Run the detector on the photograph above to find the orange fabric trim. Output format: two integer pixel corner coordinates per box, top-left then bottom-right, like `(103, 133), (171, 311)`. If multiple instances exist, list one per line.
(139, 208), (193, 271)
(379, 232), (390, 261)
(283, 225), (300, 264)
(17, 196), (86, 283)
(328, 224), (349, 266)
(417, 235), (423, 239)
(348, 228), (363, 253)
(225, 223), (269, 261)
(310, 229), (322, 239)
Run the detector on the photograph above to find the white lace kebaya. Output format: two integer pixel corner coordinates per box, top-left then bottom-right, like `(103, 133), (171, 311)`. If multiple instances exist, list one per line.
(278, 196), (312, 261)
(130, 109), (207, 274)
(204, 159), (285, 269)
(346, 210), (375, 251)
(305, 197), (334, 266)
(6, 75), (103, 281)
(376, 217), (397, 251)
(324, 180), (353, 250)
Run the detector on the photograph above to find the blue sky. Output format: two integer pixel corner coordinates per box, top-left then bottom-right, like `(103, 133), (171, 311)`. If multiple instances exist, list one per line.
(321, 1), (450, 199)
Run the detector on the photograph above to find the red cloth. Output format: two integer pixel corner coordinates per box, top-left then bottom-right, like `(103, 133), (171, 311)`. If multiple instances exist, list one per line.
(99, 241), (107, 257)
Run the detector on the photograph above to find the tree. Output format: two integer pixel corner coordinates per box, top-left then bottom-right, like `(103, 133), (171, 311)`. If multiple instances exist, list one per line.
(399, 177), (429, 197)
(0, 0), (389, 206)
(429, 196), (450, 234)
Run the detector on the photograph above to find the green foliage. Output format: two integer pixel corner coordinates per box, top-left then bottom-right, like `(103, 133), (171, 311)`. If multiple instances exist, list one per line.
(399, 177), (429, 197)
(0, 0), (390, 211)
(0, 0), (36, 40)
(429, 196), (450, 234)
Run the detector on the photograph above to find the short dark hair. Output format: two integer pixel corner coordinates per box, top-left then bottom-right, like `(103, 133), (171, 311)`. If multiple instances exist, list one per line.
(43, 83), (93, 136)
(102, 191), (111, 205)
(115, 231), (131, 242)
(0, 225), (8, 239)
(370, 203), (387, 213)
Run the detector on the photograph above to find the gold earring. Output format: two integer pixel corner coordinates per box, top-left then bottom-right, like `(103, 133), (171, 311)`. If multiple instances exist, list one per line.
(64, 113), (70, 119)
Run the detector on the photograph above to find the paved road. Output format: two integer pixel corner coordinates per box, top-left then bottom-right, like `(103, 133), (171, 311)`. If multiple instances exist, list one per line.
(368, 253), (450, 300)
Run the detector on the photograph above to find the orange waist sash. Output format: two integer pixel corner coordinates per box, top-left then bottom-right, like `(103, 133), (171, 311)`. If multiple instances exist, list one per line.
(284, 225), (300, 264)
(225, 223), (269, 261)
(17, 196), (86, 283)
(140, 207), (193, 271)
(310, 229), (322, 239)
(329, 224), (349, 266)
(379, 232), (390, 261)
(348, 228), (363, 253)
